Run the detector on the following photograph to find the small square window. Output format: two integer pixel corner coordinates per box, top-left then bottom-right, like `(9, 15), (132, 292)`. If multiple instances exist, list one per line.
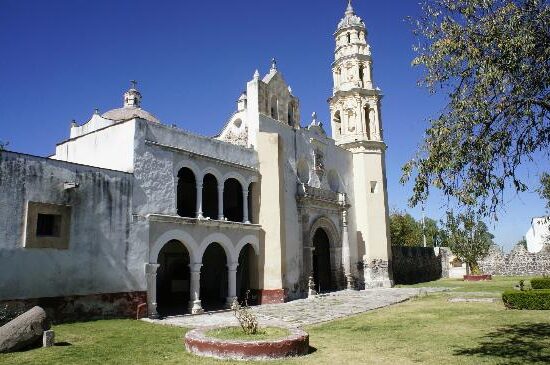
(370, 181), (377, 194)
(36, 214), (62, 237)
(24, 202), (71, 249)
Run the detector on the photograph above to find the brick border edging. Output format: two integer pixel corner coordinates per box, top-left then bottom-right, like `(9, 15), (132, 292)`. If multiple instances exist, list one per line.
(184, 326), (309, 361)
(464, 274), (492, 281)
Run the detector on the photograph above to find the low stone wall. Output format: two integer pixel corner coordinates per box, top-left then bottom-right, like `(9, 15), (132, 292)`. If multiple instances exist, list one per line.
(391, 246), (442, 284)
(0, 291), (147, 324)
(480, 244), (550, 276)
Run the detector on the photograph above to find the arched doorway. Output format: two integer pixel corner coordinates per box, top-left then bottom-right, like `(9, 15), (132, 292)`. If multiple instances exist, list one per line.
(202, 174), (218, 219)
(223, 178), (243, 222)
(177, 167), (196, 218)
(236, 244), (257, 304)
(156, 240), (190, 316)
(312, 228), (333, 293)
(200, 242), (228, 311)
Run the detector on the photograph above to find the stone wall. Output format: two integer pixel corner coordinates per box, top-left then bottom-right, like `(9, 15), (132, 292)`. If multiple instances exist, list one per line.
(0, 291), (147, 324)
(391, 246), (442, 284)
(479, 244), (550, 276)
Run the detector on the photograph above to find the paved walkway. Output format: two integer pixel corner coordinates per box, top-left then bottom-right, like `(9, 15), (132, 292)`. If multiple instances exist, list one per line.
(144, 287), (445, 329)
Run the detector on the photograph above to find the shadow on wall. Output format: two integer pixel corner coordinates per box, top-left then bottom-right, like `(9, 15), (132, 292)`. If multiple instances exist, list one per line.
(391, 246), (442, 285)
(453, 323), (550, 364)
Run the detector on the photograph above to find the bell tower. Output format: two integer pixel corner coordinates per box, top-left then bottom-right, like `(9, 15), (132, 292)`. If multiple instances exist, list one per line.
(329, 1), (392, 288)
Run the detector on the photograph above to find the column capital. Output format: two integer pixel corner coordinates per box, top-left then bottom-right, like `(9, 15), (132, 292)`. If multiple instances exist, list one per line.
(145, 263), (160, 274)
(189, 262), (203, 272)
(227, 262), (239, 271)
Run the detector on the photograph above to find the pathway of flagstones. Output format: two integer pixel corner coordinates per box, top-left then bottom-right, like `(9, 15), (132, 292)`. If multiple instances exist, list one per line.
(144, 287), (446, 329)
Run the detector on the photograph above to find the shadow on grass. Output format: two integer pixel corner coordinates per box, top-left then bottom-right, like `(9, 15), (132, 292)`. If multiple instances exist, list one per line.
(454, 323), (550, 364)
(54, 341), (72, 346)
(308, 346), (317, 355)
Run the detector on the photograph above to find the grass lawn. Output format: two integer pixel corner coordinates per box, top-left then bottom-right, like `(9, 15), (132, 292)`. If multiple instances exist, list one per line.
(396, 276), (536, 293)
(1, 276), (549, 365)
(205, 326), (289, 341)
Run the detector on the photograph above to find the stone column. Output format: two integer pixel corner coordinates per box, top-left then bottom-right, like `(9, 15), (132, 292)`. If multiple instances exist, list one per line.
(242, 186), (250, 224)
(341, 209), (355, 290)
(365, 60), (373, 89)
(196, 182), (204, 219)
(188, 263), (204, 314)
(226, 262), (239, 308)
(218, 184), (224, 220)
(145, 263), (160, 319)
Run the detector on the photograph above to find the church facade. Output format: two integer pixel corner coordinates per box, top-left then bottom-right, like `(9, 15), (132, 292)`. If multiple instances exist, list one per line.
(0, 3), (392, 319)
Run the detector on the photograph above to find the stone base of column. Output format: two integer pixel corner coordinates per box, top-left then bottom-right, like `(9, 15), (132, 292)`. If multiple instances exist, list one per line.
(225, 296), (238, 309)
(346, 274), (357, 290)
(189, 300), (204, 314)
(148, 302), (160, 319)
(363, 258), (393, 289)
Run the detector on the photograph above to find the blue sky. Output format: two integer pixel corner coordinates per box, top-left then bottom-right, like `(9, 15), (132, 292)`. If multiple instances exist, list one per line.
(0, 0), (547, 250)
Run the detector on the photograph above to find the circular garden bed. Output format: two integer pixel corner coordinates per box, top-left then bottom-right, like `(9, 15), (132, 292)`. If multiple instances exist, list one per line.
(184, 326), (309, 361)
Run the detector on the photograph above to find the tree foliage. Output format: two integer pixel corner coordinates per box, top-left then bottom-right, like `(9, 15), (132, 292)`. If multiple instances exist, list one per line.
(389, 210), (447, 247)
(390, 211), (422, 247)
(539, 173), (550, 210)
(403, 0), (550, 216)
(443, 210), (494, 274)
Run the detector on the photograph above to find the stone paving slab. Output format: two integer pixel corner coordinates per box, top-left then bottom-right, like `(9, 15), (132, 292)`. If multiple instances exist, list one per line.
(143, 287), (446, 329)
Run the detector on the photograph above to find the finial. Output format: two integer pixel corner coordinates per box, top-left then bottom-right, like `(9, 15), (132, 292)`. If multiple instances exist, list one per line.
(346, 0), (354, 15)
(130, 80), (137, 90)
(94, 108), (99, 115)
(288, 85), (293, 94)
(70, 119), (77, 127)
(253, 69), (260, 80)
(271, 58), (277, 71)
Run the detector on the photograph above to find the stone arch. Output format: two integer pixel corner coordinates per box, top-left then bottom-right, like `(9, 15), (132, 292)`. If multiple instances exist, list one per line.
(202, 173), (218, 219)
(309, 216), (340, 248)
(200, 242), (228, 310)
(173, 159), (201, 179)
(221, 172), (247, 188)
(308, 216), (342, 292)
(333, 110), (342, 137)
(156, 239), (191, 316)
(197, 232), (235, 263)
(201, 166), (222, 182)
(177, 167), (196, 218)
(235, 235), (260, 257)
(236, 243), (258, 302)
(150, 229), (199, 263)
(224, 178), (243, 222)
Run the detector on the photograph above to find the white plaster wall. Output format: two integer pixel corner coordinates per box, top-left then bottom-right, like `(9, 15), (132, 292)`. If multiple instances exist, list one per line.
(53, 119), (136, 173)
(256, 115), (356, 295)
(0, 151), (143, 300)
(526, 217), (550, 253)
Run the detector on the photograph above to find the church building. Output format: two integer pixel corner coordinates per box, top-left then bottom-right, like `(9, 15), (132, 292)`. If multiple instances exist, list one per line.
(0, 2), (392, 319)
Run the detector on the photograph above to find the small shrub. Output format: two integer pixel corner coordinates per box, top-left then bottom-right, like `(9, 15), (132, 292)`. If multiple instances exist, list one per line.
(231, 291), (259, 335)
(531, 277), (550, 290)
(502, 289), (550, 310)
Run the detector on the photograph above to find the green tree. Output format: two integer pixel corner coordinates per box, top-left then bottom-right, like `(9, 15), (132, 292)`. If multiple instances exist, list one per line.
(424, 217), (444, 247)
(402, 0), (550, 216)
(0, 141), (7, 151)
(443, 210), (494, 274)
(539, 173), (550, 211)
(389, 211), (423, 247)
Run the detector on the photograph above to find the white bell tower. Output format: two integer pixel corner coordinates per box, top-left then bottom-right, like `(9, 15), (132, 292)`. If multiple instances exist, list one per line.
(329, 1), (392, 288)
